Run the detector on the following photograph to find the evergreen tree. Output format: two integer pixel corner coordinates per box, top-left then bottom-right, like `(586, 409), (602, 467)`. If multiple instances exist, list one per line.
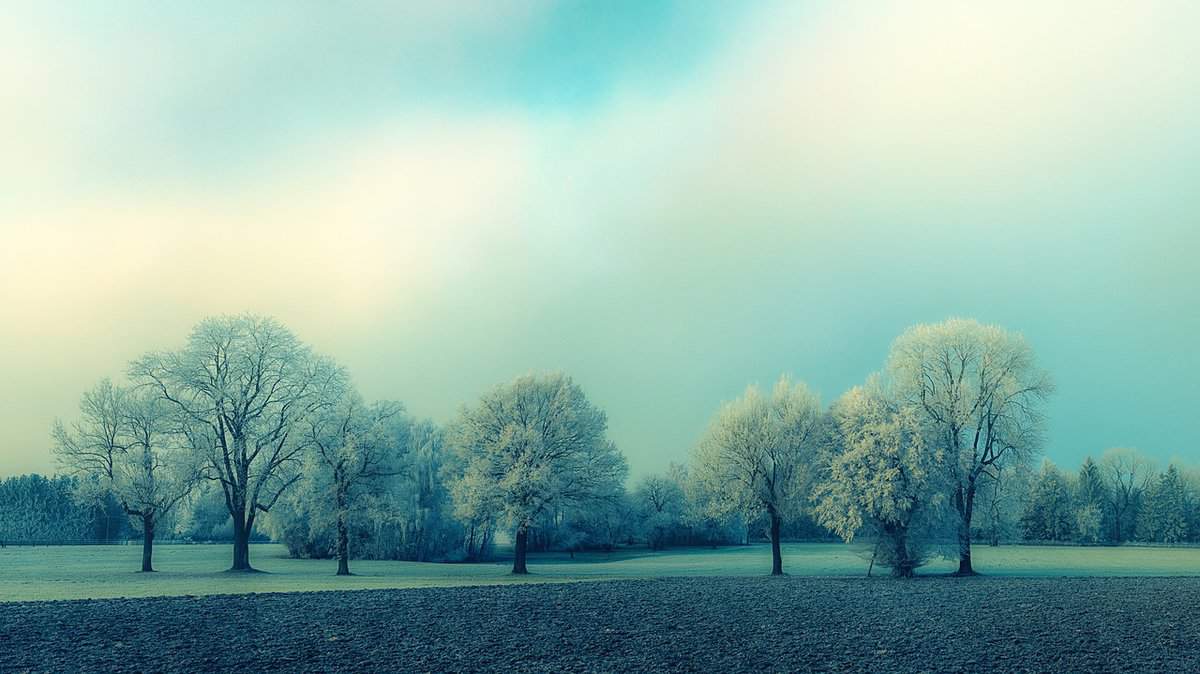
(1138, 465), (1188, 543)
(1020, 461), (1075, 542)
(1075, 457), (1108, 544)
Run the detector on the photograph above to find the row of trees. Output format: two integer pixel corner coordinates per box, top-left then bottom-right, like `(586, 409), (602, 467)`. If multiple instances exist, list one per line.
(0, 474), (127, 545)
(680, 319), (1054, 577)
(48, 315), (632, 575)
(40, 313), (1181, 578)
(1011, 452), (1200, 545)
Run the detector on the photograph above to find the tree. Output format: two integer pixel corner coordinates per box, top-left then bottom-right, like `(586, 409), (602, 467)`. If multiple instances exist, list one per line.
(1100, 447), (1153, 543)
(271, 418), (464, 563)
(634, 471), (686, 550)
(303, 392), (406, 575)
(1019, 460), (1075, 542)
(814, 377), (948, 577)
(449, 373), (627, 574)
(972, 461), (1033, 546)
(1075, 457), (1107, 544)
(681, 463), (743, 548)
(1138, 465), (1189, 543)
(0, 474), (98, 545)
(1185, 467), (1200, 543)
(692, 376), (820, 576)
(130, 314), (344, 571)
(887, 318), (1053, 575)
(53, 379), (201, 571)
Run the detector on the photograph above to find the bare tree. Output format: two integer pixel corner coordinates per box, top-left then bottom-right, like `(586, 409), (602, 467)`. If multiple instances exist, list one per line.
(634, 472), (686, 550)
(130, 314), (344, 571)
(692, 376), (821, 576)
(53, 379), (201, 571)
(450, 373), (627, 574)
(303, 392), (406, 575)
(1100, 447), (1154, 543)
(887, 318), (1053, 575)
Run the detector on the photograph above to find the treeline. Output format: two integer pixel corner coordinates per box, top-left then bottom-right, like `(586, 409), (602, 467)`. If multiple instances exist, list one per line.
(986, 452), (1200, 546)
(27, 313), (1184, 578)
(0, 474), (127, 545)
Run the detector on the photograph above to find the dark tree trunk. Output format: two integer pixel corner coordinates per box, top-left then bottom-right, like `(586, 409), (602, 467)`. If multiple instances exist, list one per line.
(141, 513), (155, 573)
(769, 510), (783, 576)
(231, 508), (253, 572)
(892, 525), (914, 578)
(480, 528), (491, 561)
(955, 480), (978, 575)
(512, 526), (529, 574)
(336, 487), (351, 576)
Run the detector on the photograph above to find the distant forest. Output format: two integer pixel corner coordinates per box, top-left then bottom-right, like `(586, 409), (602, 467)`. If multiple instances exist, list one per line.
(4, 450), (1195, 551)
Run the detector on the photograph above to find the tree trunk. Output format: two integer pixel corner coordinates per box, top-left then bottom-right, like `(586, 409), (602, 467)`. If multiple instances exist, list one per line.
(480, 528), (491, 561)
(956, 480), (977, 575)
(141, 513), (155, 573)
(512, 526), (529, 574)
(230, 509), (253, 572)
(892, 525), (913, 578)
(769, 510), (783, 576)
(336, 487), (351, 576)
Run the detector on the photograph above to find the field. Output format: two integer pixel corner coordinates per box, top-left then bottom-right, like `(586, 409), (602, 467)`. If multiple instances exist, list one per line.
(3, 576), (1198, 673)
(2, 544), (1198, 672)
(1, 542), (1199, 603)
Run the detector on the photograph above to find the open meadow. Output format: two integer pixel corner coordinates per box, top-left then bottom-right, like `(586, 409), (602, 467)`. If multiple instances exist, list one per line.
(2, 542), (1198, 603)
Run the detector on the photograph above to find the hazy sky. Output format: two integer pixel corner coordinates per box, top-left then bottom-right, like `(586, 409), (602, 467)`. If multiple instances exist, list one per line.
(2, 2), (1198, 479)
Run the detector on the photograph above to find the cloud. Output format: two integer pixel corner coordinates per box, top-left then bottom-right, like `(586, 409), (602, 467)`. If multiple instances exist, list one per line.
(2, 1), (1198, 476)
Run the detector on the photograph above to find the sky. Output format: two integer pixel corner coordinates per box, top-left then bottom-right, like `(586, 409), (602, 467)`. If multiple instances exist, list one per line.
(1, 1), (1198, 480)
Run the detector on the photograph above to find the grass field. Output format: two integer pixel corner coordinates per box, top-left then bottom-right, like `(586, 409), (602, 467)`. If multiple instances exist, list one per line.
(1, 542), (1198, 602)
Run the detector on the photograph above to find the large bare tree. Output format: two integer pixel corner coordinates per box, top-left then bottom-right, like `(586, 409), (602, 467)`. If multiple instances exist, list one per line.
(450, 373), (627, 574)
(887, 318), (1053, 575)
(692, 376), (821, 576)
(53, 379), (201, 571)
(130, 314), (343, 571)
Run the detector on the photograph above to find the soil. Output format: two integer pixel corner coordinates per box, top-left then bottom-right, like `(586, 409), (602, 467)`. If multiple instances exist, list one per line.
(1, 576), (1197, 673)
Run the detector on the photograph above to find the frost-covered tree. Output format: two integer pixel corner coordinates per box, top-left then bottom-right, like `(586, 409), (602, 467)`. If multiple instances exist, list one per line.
(1185, 467), (1200, 543)
(692, 376), (820, 576)
(570, 491), (639, 551)
(1100, 447), (1153, 543)
(1074, 457), (1107, 544)
(449, 463), (501, 561)
(130, 314), (344, 571)
(680, 464), (744, 547)
(634, 470), (687, 550)
(814, 377), (948, 577)
(0, 474), (99, 545)
(449, 373), (627, 574)
(53, 379), (201, 571)
(302, 392), (406, 575)
(1019, 460), (1075, 542)
(1138, 465), (1189, 543)
(272, 417), (462, 563)
(971, 461), (1033, 547)
(887, 318), (1053, 575)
